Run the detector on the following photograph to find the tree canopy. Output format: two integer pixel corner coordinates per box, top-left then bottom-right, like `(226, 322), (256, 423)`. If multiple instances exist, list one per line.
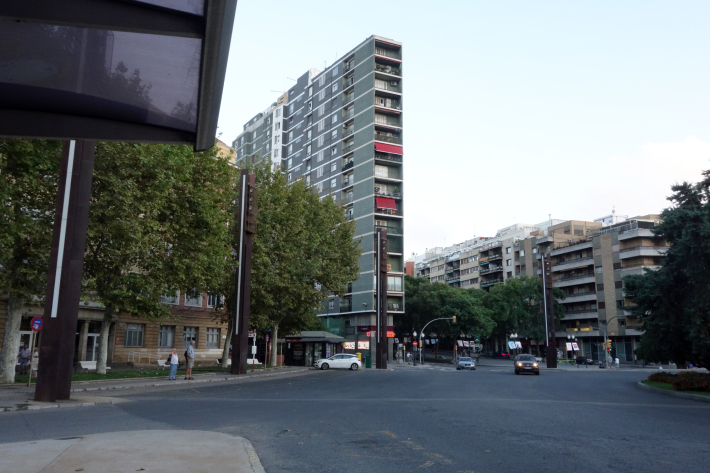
(624, 172), (710, 369)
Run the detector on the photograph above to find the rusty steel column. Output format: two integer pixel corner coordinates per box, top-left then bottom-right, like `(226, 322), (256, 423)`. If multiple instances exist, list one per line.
(35, 140), (96, 402)
(231, 170), (257, 375)
(376, 229), (388, 369)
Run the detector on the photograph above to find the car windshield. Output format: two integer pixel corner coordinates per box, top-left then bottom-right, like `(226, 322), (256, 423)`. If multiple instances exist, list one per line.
(459, 357), (472, 361)
(518, 355), (535, 361)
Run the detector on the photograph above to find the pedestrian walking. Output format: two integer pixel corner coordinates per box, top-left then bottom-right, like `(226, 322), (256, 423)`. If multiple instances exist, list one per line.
(407, 352), (412, 365)
(168, 349), (179, 380)
(185, 340), (195, 380)
(18, 344), (31, 375)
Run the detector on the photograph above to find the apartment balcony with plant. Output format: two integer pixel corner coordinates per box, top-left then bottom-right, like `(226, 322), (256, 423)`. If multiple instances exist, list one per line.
(374, 95), (402, 114)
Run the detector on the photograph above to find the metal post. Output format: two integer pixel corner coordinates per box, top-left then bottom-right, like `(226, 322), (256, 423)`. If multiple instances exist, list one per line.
(231, 170), (257, 375)
(35, 140), (95, 402)
(376, 229), (388, 369)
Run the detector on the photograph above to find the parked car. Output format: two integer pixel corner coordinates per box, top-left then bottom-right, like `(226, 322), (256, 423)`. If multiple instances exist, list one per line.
(492, 352), (511, 359)
(575, 355), (594, 365)
(456, 357), (476, 370)
(515, 354), (540, 375)
(314, 354), (361, 370)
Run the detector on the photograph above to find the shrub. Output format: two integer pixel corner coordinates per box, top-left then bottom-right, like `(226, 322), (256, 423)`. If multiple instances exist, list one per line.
(670, 372), (710, 392)
(648, 372), (678, 384)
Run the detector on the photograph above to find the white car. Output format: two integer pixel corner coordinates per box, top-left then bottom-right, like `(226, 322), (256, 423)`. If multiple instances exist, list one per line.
(314, 354), (361, 370)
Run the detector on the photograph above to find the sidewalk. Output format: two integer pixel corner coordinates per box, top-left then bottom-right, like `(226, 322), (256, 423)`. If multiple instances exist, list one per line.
(1, 366), (309, 413)
(0, 430), (265, 473)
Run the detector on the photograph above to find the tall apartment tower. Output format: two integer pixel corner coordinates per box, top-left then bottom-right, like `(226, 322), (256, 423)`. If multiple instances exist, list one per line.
(232, 35), (404, 364)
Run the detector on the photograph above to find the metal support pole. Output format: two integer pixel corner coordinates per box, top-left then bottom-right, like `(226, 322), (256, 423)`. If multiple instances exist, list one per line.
(231, 170), (257, 375)
(35, 140), (95, 402)
(376, 229), (388, 369)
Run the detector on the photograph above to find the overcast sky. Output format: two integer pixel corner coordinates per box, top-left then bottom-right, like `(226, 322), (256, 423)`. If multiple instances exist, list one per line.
(217, 1), (710, 257)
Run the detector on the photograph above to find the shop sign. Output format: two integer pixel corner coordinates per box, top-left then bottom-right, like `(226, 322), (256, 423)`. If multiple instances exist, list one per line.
(463, 341), (470, 347)
(343, 342), (355, 349)
(394, 338), (399, 343)
(357, 341), (370, 350)
(457, 340), (463, 347)
(387, 331), (395, 338)
(508, 341), (516, 349)
(566, 342), (573, 351)
(572, 343), (579, 351)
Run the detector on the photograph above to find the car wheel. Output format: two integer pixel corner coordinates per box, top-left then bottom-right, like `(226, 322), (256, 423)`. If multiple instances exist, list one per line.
(535, 371), (540, 375)
(321, 363), (329, 370)
(350, 363), (359, 371)
(515, 370), (519, 375)
(456, 367), (460, 370)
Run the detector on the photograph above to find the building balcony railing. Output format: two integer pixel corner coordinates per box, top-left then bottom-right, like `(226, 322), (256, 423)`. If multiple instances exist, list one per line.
(375, 190), (401, 199)
(374, 133), (402, 144)
(340, 301), (352, 313)
(343, 127), (355, 138)
(343, 109), (355, 121)
(481, 277), (504, 287)
(375, 64), (401, 76)
(556, 273), (595, 282)
(375, 116), (401, 127)
(554, 256), (593, 266)
(375, 225), (402, 236)
(562, 291), (596, 299)
(487, 253), (503, 260)
(387, 303), (404, 312)
(619, 245), (670, 253)
(375, 48), (402, 60)
(342, 143), (355, 155)
(480, 266), (503, 275)
(375, 83), (401, 94)
(375, 208), (402, 217)
(345, 194), (354, 204)
(343, 94), (355, 106)
(375, 153), (403, 164)
(342, 161), (354, 172)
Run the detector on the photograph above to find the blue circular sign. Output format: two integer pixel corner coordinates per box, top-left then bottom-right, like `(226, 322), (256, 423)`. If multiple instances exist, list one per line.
(31, 316), (43, 332)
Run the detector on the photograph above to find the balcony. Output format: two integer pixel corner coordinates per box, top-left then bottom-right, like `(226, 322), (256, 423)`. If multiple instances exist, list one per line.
(561, 291), (597, 303)
(375, 47), (402, 61)
(480, 266), (503, 275)
(374, 82), (401, 94)
(343, 94), (355, 106)
(374, 133), (402, 144)
(375, 153), (403, 164)
(340, 300), (352, 313)
(375, 208), (402, 217)
(343, 109), (355, 122)
(375, 115), (401, 128)
(375, 225), (402, 236)
(375, 64), (401, 76)
(342, 161), (354, 172)
(481, 277), (504, 288)
(342, 176), (354, 189)
(342, 143), (355, 155)
(343, 127), (355, 138)
(387, 303), (404, 312)
(562, 309), (598, 321)
(619, 246), (669, 260)
(374, 98), (402, 114)
(487, 253), (503, 261)
(553, 256), (594, 271)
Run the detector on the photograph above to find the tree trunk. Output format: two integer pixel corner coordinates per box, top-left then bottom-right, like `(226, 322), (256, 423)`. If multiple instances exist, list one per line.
(96, 305), (114, 375)
(0, 297), (25, 384)
(271, 324), (279, 367)
(220, 317), (232, 368)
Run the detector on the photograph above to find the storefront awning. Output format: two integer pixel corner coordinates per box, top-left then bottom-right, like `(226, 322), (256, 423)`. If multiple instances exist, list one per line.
(375, 197), (397, 210)
(300, 337), (344, 343)
(374, 142), (403, 155)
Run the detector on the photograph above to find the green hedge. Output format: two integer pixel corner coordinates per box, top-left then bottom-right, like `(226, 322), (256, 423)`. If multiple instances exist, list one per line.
(648, 372), (710, 392)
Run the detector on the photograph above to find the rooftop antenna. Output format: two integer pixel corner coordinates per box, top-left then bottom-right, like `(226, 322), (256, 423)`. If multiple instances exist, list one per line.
(549, 213), (551, 226)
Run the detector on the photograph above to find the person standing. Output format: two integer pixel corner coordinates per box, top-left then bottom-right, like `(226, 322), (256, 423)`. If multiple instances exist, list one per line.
(18, 344), (31, 375)
(168, 349), (179, 380)
(185, 340), (195, 380)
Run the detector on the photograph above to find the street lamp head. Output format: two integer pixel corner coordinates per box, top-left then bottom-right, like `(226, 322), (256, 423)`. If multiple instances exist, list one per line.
(413, 331), (417, 337)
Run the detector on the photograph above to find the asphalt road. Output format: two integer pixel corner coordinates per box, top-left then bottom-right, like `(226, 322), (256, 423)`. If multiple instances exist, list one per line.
(2, 366), (710, 473)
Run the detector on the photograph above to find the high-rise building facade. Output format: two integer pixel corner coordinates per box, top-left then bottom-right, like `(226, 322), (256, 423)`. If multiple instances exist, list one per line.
(232, 35), (404, 363)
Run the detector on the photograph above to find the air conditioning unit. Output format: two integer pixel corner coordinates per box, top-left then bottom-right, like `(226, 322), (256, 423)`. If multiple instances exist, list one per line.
(390, 81), (397, 86)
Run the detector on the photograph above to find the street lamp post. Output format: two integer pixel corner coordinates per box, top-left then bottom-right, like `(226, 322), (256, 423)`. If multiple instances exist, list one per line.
(567, 334), (578, 368)
(412, 331), (417, 366)
(600, 315), (623, 369)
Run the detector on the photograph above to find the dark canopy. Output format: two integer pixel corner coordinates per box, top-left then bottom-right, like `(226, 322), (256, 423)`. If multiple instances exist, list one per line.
(0, 0), (237, 151)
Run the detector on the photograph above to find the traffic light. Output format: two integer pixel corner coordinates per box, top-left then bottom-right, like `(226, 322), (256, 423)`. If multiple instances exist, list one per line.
(452, 316), (456, 323)
(607, 339), (612, 351)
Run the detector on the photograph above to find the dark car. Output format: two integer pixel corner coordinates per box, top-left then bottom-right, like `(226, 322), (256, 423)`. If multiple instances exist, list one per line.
(515, 354), (540, 375)
(575, 355), (594, 365)
(492, 352), (511, 359)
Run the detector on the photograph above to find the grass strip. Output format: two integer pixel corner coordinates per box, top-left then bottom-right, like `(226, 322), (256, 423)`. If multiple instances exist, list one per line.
(642, 380), (710, 398)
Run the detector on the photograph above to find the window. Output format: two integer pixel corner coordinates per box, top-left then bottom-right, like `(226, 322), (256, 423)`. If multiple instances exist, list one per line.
(332, 66), (338, 76)
(287, 157), (293, 168)
(207, 295), (220, 308)
(276, 121), (280, 130)
(307, 130), (312, 141)
(308, 86), (313, 97)
(274, 149), (279, 158)
(331, 146), (337, 156)
(331, 178), (337, 188)
(318, 89), (325, 100)
(328, 299), (335, 309)
(596, 266), (603, 274)
(241, 137), (244, 145)
(317, 135), (325, 146)
(616, 300), (624, 309)
(332, 114), (338, 124)
(308, 101), (313, 111)
(125, 324), (144, 347)
(266, 143), (270, 152)
(159, 325), (175, 348)
(318, 120), (325, 132)
(276, 109), (280, 117)
(288, 144), (293, 154)
(615, 280), (623, 289)
(206, 328), (220, 349)
(288, 173), (292, 181)
(318, 75), (325, 87)
(388, 276), (403, 292)
(306, 175), (311, 185)
(308, 115), (313, 126)
(331, 163), (337, 171)
(598, 302), (606, 309)
(185, 292), (202, 307)
(506, 259), (511, 266)
(332, 83), (338, 92)
(520, 250), (525, 257)
(161, 291), (179, 305)
(597, 283), (604, 291)
(183, 327), (198, 348)
(317, 166), (324, 178)
(317, 181), (324, 193)
(331, 129), (338, 139)
(307, 145), (311, 155)
(375, 165), (388, 178)
(288, 131), (293, 142)
(532, 248), (537, 254)
(506, 247), (511, 254)
(288, 103), (294, 115)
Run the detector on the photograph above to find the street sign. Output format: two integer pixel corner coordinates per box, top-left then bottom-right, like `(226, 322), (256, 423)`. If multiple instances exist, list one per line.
(248, 330), (256, 338)
(31, 317), (43, 332)
(413, 341), (418, 347)
(251, 346), (257, 354)
(266, 334), (269, 342)
(366, 331), (371, 337)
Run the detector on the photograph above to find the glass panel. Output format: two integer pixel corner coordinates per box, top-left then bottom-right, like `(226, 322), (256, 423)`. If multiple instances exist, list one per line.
(0, 21), (202, 132)
(134, 0), (205, 16)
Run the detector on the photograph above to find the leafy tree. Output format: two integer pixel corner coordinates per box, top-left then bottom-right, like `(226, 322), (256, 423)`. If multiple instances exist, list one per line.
(0, 140), (61, 384)
(624, 172), (710, 369)
(84, 142), (236, 374)
(214, 164), (361, 367)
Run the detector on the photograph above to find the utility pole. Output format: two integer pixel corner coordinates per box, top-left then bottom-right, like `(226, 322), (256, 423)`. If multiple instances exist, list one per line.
(375, 228), (388, 369)
(541, 253), (557, 368)
(231, 169), (258, 375)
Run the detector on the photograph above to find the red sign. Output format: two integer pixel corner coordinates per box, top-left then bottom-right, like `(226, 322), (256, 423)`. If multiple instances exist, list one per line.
(30, 316), (43, 332)
(387, 331), (395, 338)
(366, 331), (371, 337)
(413, 341), (418, 347)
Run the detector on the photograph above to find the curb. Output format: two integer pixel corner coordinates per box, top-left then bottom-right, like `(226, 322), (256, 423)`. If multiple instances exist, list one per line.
(1, 369), (310, 413)
(636, 381), (710, 404)
(242, 437), (267, 473)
